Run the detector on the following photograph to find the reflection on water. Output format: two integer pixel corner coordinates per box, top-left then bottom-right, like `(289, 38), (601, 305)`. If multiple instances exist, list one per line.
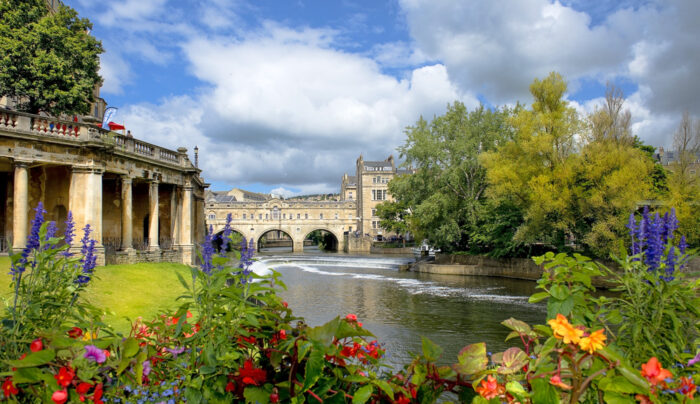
(255, 254), (546, 367)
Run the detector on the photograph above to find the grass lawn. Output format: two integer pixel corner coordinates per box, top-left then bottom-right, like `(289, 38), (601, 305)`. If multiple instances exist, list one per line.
(0, 256), (190, 333)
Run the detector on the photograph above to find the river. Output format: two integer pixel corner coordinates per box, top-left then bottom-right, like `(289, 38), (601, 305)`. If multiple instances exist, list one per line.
(252, 252), (546, 369)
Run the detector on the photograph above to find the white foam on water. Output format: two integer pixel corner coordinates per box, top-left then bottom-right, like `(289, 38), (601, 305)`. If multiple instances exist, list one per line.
(249, 261), (272, 277)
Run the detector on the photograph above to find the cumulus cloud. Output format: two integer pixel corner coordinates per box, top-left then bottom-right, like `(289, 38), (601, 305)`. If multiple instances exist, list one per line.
(398, 0), (700, 147)
(120, 24), (473, 192)
(99, 52), (132, 95)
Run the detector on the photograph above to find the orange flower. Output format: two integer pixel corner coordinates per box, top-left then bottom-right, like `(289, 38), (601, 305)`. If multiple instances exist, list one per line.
(547, 314), (583, 344)
(640, 357), (672, 386)
(578, 329), (606, 354)
(475, 375), (505, 400)
(549, 375), (572, 390)
(678, 377), (696, 398)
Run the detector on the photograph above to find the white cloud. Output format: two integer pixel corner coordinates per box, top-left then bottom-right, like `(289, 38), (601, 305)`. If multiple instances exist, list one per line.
(99, 52), (132, 95)
(118, 24), (473, 191)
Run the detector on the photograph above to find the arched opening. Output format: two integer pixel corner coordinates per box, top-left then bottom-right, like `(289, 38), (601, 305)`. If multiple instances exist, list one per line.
(304, 229), (339, 252)
(258, 229), (293, 253)
(212, 229), (245, 253)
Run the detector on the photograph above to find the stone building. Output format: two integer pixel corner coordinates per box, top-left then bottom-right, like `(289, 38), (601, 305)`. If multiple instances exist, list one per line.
(342, 155), (412, 241)
(0, 108), (207, 265)
(657, 147), (700, 177)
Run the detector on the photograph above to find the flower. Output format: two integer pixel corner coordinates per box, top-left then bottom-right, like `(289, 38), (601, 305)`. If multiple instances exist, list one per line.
(678, 377), (696, 398)
(578, 329), (606, 354)
(200, 227), (216, 275)
(2, 377), (18, 397)
(67, 326), (83, 338)
(54, 366), (74, 387)
(91, 383), (104, 404)
(46, 220), (58, 241)
(475, 375), (505, 400)
(51, 389), (68, 404)
(77, 225), (97, 284)
(225, 381), (235, 392)
(346, 314), (358, 322)
(640, 357), (672, 386)
(143, 360), (151, 376)
(84, 344), (107, 363)
(547, 314), (583, 344)
(76, 382), (92, 394)
(549, 375), (572, 390)
(62, 211), (75, 257)
(30, 338), (43, 352)
(238, 360), (266, 386)
(688, 351), (700, 366)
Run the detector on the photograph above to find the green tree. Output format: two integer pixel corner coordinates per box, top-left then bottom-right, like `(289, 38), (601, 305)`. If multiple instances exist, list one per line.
(387, 102), (515, 252)
(375, 199), (410, 246)
(480, 72), (581, 250)
(0, 0), (103, 116)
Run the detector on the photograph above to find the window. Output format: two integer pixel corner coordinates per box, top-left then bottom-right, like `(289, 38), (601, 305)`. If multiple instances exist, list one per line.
(372, 189), (386, 201)
(272, 207), (279, 220)
(258, 214), (262, 220)
(208, 214), (216, 220)
(348, 192), (353, 199)
(305, 213), (308, 219)
(297, 213), (301, 219)
(320, 213), (323, 219)
(335, 213), (339, 219)
(372, 220), (379, 229)
(348, 214), (353, 219)
(371, 209), (376, 217)
(265, 213), (269, 220)
(243, 213), (247, 219)
(283, 213), (286, 219)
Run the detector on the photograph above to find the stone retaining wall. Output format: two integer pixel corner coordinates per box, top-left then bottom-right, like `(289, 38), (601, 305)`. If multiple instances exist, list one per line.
(105, 249), (183, 266)
(369, 246), (415, 255)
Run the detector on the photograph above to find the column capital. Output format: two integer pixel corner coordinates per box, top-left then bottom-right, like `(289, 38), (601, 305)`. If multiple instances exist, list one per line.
(13, 160), (31, 168)
(120, 175), (133, 185)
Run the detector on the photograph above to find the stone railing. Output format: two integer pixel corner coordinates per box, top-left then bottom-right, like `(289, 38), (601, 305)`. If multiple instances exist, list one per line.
(0, 108), (194, 168)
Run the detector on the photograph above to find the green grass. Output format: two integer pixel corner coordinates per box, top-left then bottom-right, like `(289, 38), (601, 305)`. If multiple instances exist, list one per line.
(0, 256), (190, 333)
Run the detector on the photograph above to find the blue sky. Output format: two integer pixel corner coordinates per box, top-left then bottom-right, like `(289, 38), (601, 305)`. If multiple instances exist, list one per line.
(68, 0), (700, 195)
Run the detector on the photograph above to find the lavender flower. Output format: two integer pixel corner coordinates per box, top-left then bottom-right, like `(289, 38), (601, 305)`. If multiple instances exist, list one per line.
(165, 346), (185, 357)
(238, 237), (256, 284)
(10, 203), (46, 277)
(84, 345), (106, 363)
(63, 211), (75, 257)
(76, 225), (97, 285)
(199, 226), (215, 275)
(46, 221), (57, 240)
(142, 360), (151, 376)
(688, 352), (700, 367)
(220, 213), (233, 253)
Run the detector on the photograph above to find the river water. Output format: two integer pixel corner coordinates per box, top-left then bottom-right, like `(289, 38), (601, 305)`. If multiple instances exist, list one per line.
(252, 252), (546, 368)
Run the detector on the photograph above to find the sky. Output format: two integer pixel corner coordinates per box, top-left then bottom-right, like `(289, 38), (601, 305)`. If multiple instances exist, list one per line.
(68, 0), (700, 196)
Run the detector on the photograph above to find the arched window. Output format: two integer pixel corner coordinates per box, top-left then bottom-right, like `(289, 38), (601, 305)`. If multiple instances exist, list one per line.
(272, 206), (280, 220)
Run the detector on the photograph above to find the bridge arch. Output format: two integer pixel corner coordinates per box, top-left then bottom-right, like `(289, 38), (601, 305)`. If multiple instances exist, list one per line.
(257, 227), (294, 252)
(303, 228), (341, 251)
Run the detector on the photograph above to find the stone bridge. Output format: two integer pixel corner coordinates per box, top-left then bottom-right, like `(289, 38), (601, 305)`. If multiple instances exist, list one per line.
(0, 108), (207, 265)
(205, 198), (369, 252)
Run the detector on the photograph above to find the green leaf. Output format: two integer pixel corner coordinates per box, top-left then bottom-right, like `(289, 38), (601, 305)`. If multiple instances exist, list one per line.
(602, 391), (636, 404)
(352, 385), (374, 404)
(176, 270), (192, 292)
(372, 380), (394, 401)
(303, 344), (325, 392)
(453, 342), (488, 375)
(6, 349), (55, 368)
(122, 337), (139, 358)
(530, 377), (560, 404)
(200, 365), (217, 375)
(12, 367), (43, 384)
(244, 387), (270, 404)
(546, 295), (574, 319)
(497, 347), (528, 374)
(549, 284), (570, 300)
(307, 317), (341, 347)
(505, 381), (530, 401)
(184, 387), (203, 404)
(297, 341), (313, 363)
(528, 292), (550, 303)
(501, 318), (536, 338)
(421, 336), (443, 362)
(411, 363), (426, 386)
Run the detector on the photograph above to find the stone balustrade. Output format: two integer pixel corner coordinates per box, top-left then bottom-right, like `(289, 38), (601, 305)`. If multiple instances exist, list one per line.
(0, 108), (190, 168)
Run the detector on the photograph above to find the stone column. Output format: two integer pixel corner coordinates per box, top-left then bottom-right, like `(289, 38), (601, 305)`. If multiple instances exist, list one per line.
(178, 183), (194, 264)
(120, 176), (133, 251)
(69, 166), (104, 263)
(11, 161), (29, 250)
(148, 180), (160, 251)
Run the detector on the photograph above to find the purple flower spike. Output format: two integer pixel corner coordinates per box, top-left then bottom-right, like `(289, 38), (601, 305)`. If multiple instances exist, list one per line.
(84, 345), (106, 363)
(142, 360), (151, 376)
(77, 225), (97, 285)
(199, 228), (215, 275)
(688, 352), (700, 367)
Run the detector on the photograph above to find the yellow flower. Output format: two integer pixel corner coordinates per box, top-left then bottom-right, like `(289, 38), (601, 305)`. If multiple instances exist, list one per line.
(578, 329), (606, 354)
(547, 314), (583, 344)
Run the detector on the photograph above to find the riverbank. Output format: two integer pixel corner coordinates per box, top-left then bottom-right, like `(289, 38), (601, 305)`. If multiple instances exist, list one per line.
(410, 253), (700, 287)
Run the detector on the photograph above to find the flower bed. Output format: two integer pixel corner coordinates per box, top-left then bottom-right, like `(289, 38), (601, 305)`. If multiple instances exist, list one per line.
(1, 208), (698, 403)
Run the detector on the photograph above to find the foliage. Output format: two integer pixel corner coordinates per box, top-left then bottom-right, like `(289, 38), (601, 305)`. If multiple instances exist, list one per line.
(0, 0), (103, 116)
(388, 101), (516, 252)
(481, 75), (655, 256)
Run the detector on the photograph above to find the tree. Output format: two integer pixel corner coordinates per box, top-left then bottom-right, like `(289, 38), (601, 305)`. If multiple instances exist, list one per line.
(665, 112), (700, 245)
(387, 102), (515, 252)
(375, 200), (410, 246)
(0, 0), (103, 116)
(480, 72), (581, 249)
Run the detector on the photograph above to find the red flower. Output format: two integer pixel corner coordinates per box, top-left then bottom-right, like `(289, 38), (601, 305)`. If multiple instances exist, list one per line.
(393, 394), (410, 404)
(68, 327), (83, 339)
(549, 375), (572, 390)
(679, 377), (696, 398)
(30, 338), (43, 352)
(225, 381), (235, 392)
(54, 366), (75, 387)
(640, 357), (673, 386)
(2, 377), (19, 397)
(279, 329), (286, 339)
(76, 382), (92, 394)
(270, 392), (280, 403)
(475, 375), (505, 400)
(238, 360), (266, 385)
(52, 390), (68, 404)
(91, 383), (104, 404)
(346, 314), (357, 322)
(282, 301), (288, 308)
